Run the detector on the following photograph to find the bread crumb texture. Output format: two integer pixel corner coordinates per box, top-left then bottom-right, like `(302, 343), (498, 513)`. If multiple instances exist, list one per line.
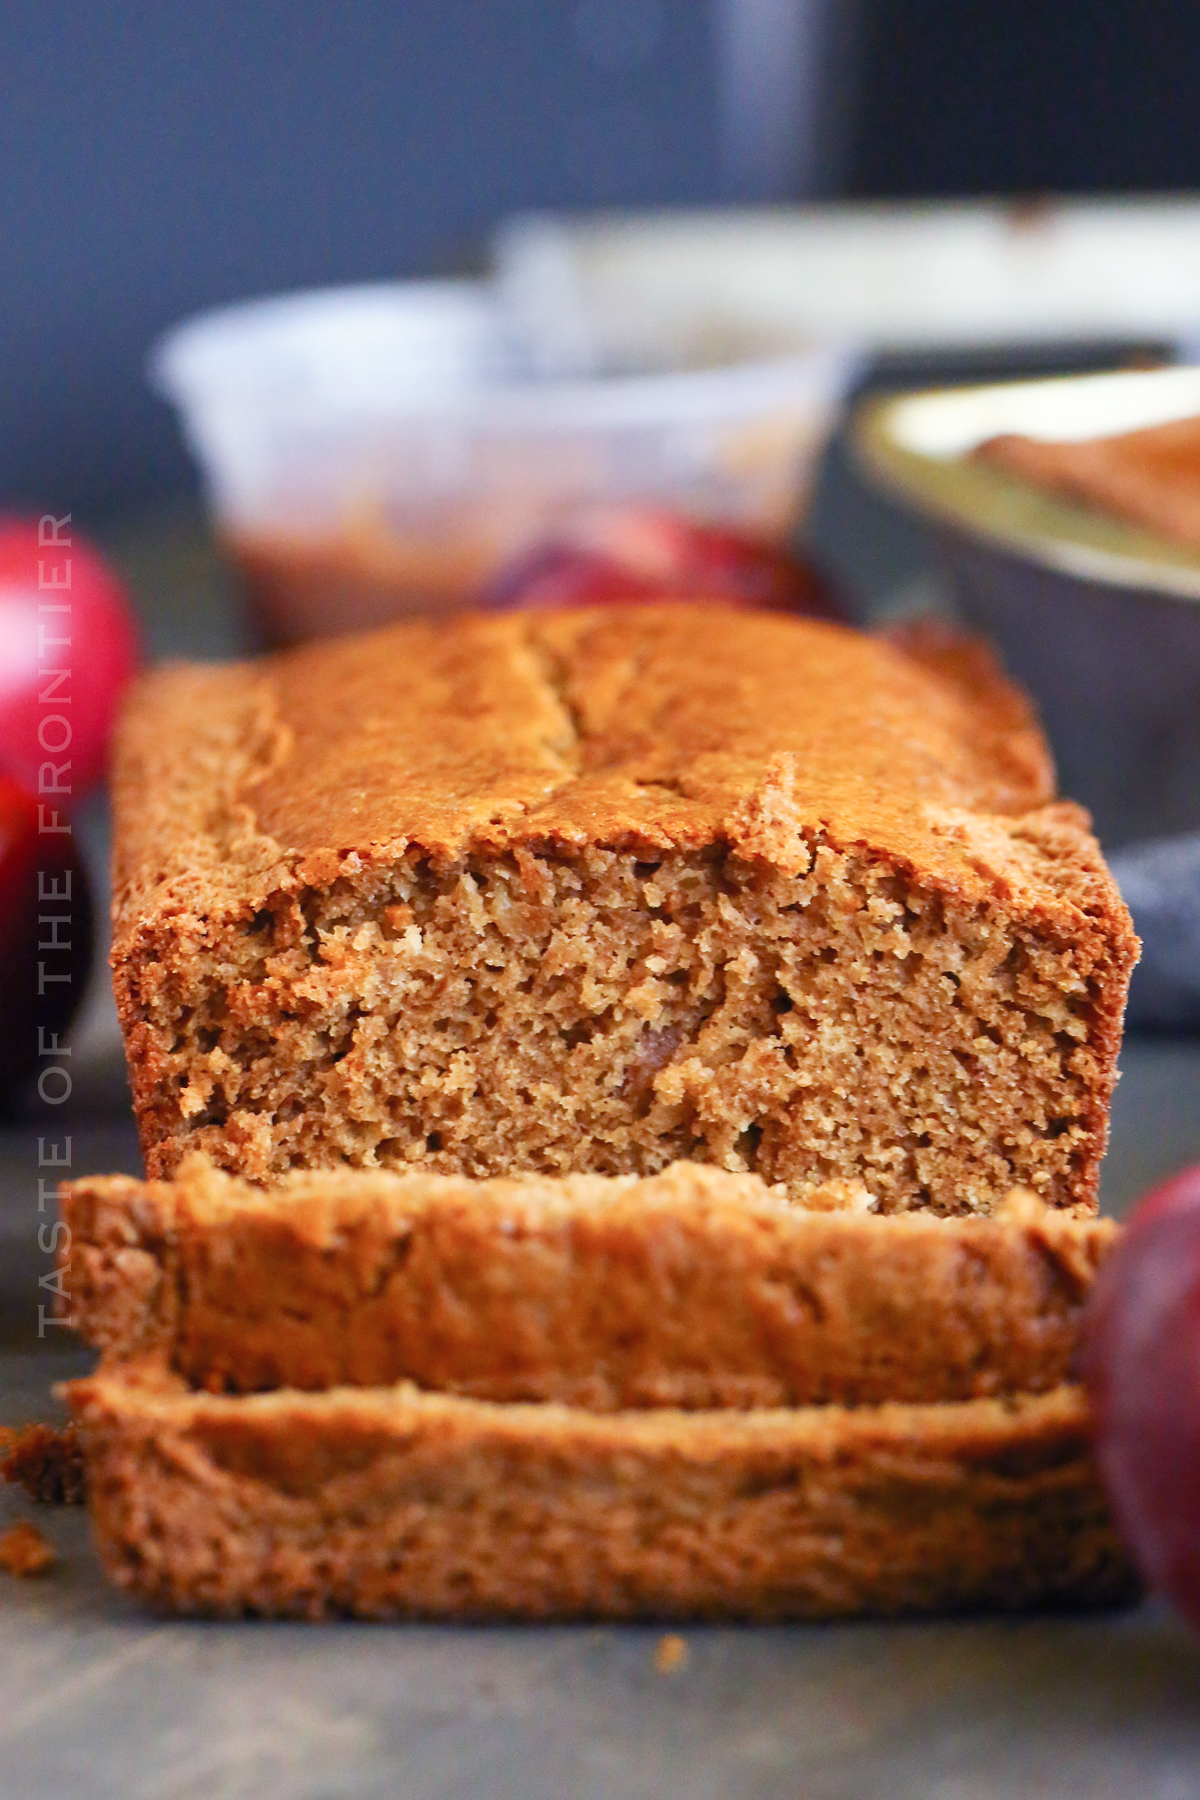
(0, 1423), (84, 1504)
(64, 1369), (1137, 1620)
(110, 605), (1137, 1211)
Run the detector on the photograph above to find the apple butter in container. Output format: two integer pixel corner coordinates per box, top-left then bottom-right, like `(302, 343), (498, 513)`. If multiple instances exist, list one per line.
(150, 278), (855, 644)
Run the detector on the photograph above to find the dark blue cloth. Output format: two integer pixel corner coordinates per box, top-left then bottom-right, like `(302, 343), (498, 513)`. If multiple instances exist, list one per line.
(1110, 833), (1200, 1033)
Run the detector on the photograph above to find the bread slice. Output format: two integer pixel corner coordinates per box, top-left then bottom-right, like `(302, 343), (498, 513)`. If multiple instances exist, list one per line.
(109, 604), (1136, 1213)
(62, 1160), (1116, 1410)
(63, 1366), (1135, 1621)
(60, 1162), (1130, 1620)
(975, 415), (1200, 551)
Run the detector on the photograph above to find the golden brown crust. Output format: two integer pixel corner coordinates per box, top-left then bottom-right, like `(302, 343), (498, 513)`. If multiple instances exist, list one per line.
(976, 416), (1200, 550)
(63, 1369), (1137, 1620)
(108, 605), (1137, 1205)
(63, 1161), (1118, 1410)
(111, 605), (1056, 923)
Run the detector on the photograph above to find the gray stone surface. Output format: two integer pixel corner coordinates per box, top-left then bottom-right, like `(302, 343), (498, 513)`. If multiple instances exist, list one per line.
(0, 1502), (1199, 1800)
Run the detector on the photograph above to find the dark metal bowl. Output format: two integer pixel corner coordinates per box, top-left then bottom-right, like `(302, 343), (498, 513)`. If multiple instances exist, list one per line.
(853, 369), (1200, 849)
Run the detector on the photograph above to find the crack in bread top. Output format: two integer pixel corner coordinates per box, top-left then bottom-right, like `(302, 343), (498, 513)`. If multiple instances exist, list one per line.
(254, 605), (1053, 856)
(111, 602), (1103, 930)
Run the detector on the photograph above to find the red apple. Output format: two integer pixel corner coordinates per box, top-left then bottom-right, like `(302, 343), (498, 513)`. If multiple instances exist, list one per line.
(479, 506), (844, 619)
(1082, 1164), (1200, 1625)
(0, 516), (140, 796)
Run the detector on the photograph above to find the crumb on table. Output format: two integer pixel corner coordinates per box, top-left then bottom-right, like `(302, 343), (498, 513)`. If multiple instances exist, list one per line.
(0, 1521), (55, 1577)
(654, 1633), (689, 1675)
(0, 1423), (84, 1505)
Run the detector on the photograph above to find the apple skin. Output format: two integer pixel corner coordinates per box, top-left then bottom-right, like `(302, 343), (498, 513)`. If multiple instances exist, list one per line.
(1082, 1164), (1200, 1626)
(0, 776), (93, 1105)
(479, 507), (846, 620)
(0, 517), (140, 796)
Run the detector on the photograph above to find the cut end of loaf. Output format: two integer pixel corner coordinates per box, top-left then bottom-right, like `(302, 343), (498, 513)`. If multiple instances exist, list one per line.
(117, 824), (1132, 1212)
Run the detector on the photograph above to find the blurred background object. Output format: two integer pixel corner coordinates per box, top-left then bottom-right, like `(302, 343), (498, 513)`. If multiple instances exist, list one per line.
(1, 0), (716, 521)
(714, 0), (862, 201)
(9, 0), (1200, 524)
(495, 201), (1200, 365)
(151, 276), (853, 643)
(855, 369), (1200, 849)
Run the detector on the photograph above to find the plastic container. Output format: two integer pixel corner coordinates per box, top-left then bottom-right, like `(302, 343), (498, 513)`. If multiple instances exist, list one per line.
(151, 280), (855, 645)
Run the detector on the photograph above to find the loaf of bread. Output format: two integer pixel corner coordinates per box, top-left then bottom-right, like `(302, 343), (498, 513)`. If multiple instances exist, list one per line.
(110, 605), (1137, 1212)
(65, 1367), (1135, 1621)
(83, 605), (1138, 1621)
(63, 1160), (1116, 1409)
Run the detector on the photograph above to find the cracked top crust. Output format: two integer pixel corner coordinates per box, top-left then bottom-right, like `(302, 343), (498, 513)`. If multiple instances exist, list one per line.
(111, 602), (1118, 937)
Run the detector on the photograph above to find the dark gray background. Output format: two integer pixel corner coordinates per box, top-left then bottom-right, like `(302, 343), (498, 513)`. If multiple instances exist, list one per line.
(0, 0), (715, 519)
(7, 0), (1200, 522)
